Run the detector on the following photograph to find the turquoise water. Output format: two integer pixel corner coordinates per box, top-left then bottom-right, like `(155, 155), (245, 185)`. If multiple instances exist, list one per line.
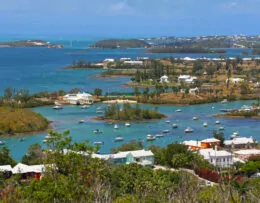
(1, 100), (259, 161)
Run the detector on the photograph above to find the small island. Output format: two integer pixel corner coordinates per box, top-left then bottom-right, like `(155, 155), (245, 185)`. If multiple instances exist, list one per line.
(214, 109), (260, 119)
(147, 47), (226, 54)
(89, 39), (150, 49)
(0, 107), (49, 136)
(0, 40), (63, 48)
(96, 103), (166, 121)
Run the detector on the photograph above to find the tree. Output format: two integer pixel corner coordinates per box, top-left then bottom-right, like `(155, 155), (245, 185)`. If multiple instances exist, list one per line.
(94, 88), (102, 97)
(213, 130), (225, 147)
(0, 147), (16, 167)
(21, 143), (44, 165)
(4, 88), (13, 101)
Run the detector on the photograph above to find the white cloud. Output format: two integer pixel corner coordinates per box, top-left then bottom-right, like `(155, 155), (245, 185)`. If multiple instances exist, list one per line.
(222, 2), (238, 9)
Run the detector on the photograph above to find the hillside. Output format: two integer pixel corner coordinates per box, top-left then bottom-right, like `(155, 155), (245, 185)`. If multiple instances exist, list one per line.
(0, 107), (49, 135)
(91, 39), (150, 49)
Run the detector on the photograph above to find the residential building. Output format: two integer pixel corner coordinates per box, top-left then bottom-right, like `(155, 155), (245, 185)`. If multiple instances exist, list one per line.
(63, 92), (94, 105)
(184, 138), (221, 150)
(233, 149), (260, 161)
(120, 57), (131, 61)
(224, 137), (257, 149)
(178, 75), (197, 84)
(124, 60), (143, 65)
(160, 75), (169, 83)
(92, 149), (154, 167)
(199, 148), (233, 167)
(104, 58), (115, 62)
(189, 87), (199, 94)
(226, 78), (244, 84)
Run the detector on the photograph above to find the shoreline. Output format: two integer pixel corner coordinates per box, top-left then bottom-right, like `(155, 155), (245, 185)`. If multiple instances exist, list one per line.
(93, 115), (167, 123)
(213, 114), (260, 119)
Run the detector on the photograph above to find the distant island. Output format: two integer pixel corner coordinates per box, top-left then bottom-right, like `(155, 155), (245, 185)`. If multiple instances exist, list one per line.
(0, 40), (63, 48)
(0, 107), (49, 136)
(148, 47), (226, 54)
(89, 39), (150, 49)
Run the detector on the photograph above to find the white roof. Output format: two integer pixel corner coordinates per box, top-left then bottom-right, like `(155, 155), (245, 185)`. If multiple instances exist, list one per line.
(199, 149), (231, 159)
(178, 75), (191, 79)
(224, 137), (255, 145)
(201, 138), (220, 143)
(183, 57), (196, 61)
(12, 163), (46, 174)
(234, 149), (260, 155)
(0, 165), (12, 172)
(160, 75), (168, 79)
(183, 140), (200, 147)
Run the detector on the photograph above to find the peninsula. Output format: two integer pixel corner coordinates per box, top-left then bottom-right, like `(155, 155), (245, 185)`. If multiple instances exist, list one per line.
(89, 39), (150, 49)
(0, 40), (63, 48)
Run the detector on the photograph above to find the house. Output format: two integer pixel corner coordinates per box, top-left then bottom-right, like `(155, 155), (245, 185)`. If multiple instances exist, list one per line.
(136, 57), (149, 60)
(178, 75), (197, 84)
(0, 165), (12, 178)
(226, 78), (244, 84)
(120, 58), (131, 61)
(63, 92), (94, 105)
(160, 75), (169, 83)
(184, 138), (221, 150)
(124, 61), (143, 65)
(189, 87), (199, 94)
(199, 148), (233, 167)
(92, 149), (154, 167)
(224, 137), (257, 149)
(104, 58), (115, 63)
(233, 149), (260, 161)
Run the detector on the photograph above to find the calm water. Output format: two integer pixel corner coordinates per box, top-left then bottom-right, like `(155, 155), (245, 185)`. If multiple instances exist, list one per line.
(1, 100), (259, 161)
(0, 39), (259, 160)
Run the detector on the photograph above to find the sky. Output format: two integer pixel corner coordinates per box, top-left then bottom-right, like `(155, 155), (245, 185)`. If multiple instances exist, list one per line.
(0, 0), (260, 37)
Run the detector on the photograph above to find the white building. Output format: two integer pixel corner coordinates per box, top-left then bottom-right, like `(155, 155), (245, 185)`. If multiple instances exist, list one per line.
(224, 137), (257, 149)
(226, 78), (244, 84)
(92, 149), (154, 167)
(63, 93), (94, 105)
(104, 58), (115, 63)
(124, 60), (143, 65)
(120, 57), (131, 61)
(137, 57), (149, 60)
(178, 75), (197, 84)
(189, 87), (199, 94)
(233, 149), (260, 161)
(199, 148), (233, 167)
(160, 75), (169, 83)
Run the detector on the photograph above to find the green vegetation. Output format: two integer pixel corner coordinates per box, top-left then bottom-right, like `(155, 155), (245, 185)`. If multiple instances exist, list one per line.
(21, 143), (44, 165)
(91, 39), (150, 49)
(111, 140), (143, 153)
(0, 107), (49, 135)
(217, 110), (260, 118)
(102, 103), (166, 121)
(0, 147), (16, 167)
(64, 59), (99, 69)
(252, 48), (260, 55)
(148, 47), (226, 53)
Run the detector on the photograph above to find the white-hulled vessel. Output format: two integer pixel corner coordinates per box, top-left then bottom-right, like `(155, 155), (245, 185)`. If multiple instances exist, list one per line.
(79, 120), (85, 124)
(215, 120), (221, 125)
(231, 131), (239, 139)
(114, 136), (124, 142)
(114, 124), (119, 129)
(219, 126), (225, 130)
(176, 109), (182, 112)
(185, 127), (194, 133)
(0, 140), (5, 145)
(203, 122), (208, 127)
(162, 129), (170, 133)
(125, 122), (131, 127)
(172, 124), (178, 128)
(193, 116), (199, 120)
(94, 141), (104, 145)
(93, 129), (103, 134)
(155, 134), (164, 138)
(146, 134), (156, 141)
(53, 105), (63, 110)
(165, 120), (171, 124)
(81, 105), (89, 109)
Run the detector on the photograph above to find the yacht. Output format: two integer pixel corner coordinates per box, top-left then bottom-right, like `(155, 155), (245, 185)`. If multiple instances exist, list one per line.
(94, 141), (104, 145)
(221, 99), (228, 103)
(146, 134), (156, 141)
(176, 109), (182, 112)
(203, 122), (208, 127)
(162, 129), (170, 133)
(165, 120), (171, 124)
(93, 129), (103, 134)
(0, 140), (5, 145)
(185, 127), (194, 133)
(155, 134), (164, 138)
(114, 124), (119, 129)
(219, 126), (225, 130)
(193, 117), (199, 120)
(53, 105), (63, 110)
(114, 136), (124, 142)
(172, 124), (178, 128)
(79, 120), (85, 124)
(81, 105), (89, 109)
(231, 131), (239, 139)
(125, 122), (131, 127)
(45, 134), (52, 139)
(215, 120), (221, 125)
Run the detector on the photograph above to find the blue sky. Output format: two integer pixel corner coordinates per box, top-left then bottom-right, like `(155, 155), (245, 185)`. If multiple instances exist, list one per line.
(0, 0), (259, 37)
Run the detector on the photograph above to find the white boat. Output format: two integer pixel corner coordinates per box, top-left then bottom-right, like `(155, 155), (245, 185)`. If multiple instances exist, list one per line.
(125, 122), (131, 127)
(79, 120), (85, 124)
(93, 129), (103, 134)
(55, 101), (62, 106)
(165, 120), (171, 124)
(146, 134), (156, 141)
(42, 139), (48, 143)
(96, 107), (103, 110)
(114, 124), (119, 129)
(172, 124), (178, 128)
(185, 127), (194, 133)
(45, 134), (52, 139)
(221, 99), (228, 103)
(53, 105), (63, 110)
(162, 129), (170, 133)
(81, 105), (89, 109)
(176, 109), (182, 112)
(193, 117), (199, 120)
(94, 141), (104, 145)
(155, 134), (164, 138)
(203, 122), (208, 127)
(219, 126), (225, 130)
(114, 136), (124, 142)
(0, 140), (5, 145)
(231, 131), (239, 139)
(215, 120), (221, 125)
(96, 110), (103, 114)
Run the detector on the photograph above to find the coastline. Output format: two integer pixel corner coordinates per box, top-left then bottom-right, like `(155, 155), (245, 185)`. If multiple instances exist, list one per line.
(213, 114), (260, 119)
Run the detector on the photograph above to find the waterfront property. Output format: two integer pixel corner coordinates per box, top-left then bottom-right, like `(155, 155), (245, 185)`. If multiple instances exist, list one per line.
(199, 148), (233, 168)
(233, 149), (260, 161)
(123, 60), (143, 65)
(224, 137), (257, 149)
(92, 149), (154, 167)
(160, 75), (169, 83)
(178, 75), (197, 84)
(226, 78), (245, 84)
(183, 138), (221, 150)
(63, 92), (94, 105)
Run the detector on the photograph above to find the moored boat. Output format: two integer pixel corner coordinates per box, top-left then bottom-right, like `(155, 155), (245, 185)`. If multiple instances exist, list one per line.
(94, 141), (104, 145)
(162, 129), (170, 133)
(155, 134), (164, 138)
(146, 134), (156, 141)
(93, 129), (103, 134)
(114, 124), (119, 129)
(215, 120), (221, 125)
(185, 127), (194, 133)
(165, 120), (171, 124)
(81, 105), (89, 109)
(125, 122), (131, 127)
(172, 124), (178, 128)
(79, 120), (85, 124)
(203, 122), (208, 127)
(219, 126), (225, 130)
(53, 105), (63, 110)
(176, 109), (182, 112)
(0, 140), (5, 145)
(193, 116), (199, 120)
(114, 136), (124, 142)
